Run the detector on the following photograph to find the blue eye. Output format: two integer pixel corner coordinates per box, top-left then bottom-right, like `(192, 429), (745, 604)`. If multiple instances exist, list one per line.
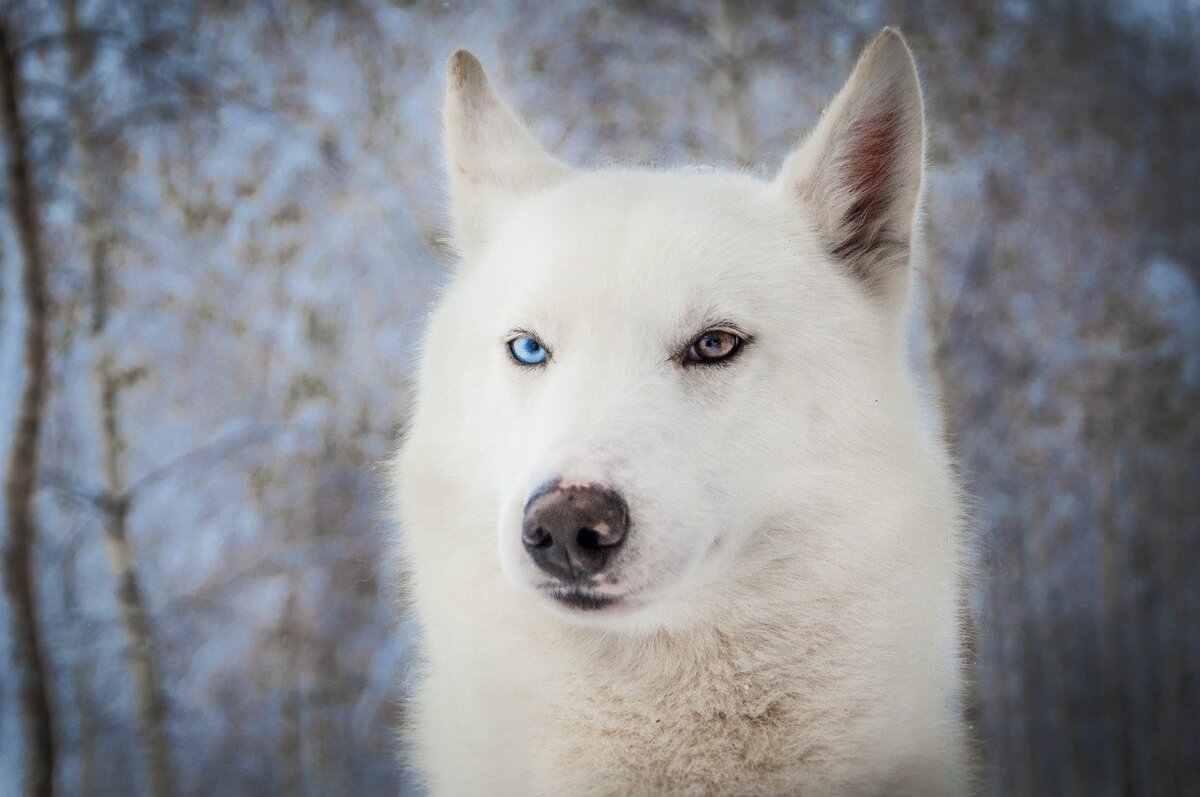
(508, 335), (548, 365)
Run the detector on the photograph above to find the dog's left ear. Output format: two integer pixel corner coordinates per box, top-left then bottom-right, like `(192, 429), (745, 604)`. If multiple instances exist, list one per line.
(443, 50), (570, 261)
(777, 29), (925, 304)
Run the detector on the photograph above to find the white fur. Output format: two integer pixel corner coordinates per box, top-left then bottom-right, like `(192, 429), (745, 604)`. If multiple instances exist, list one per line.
(393, 29), (971, 796)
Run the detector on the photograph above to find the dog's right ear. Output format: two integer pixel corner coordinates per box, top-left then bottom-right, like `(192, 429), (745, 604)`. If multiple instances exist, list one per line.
(443, 50), (570, 261)
(776, 29), (925, 307)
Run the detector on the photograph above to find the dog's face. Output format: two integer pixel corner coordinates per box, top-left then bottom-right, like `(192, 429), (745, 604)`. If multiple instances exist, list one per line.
(481, 174), (839, 625)
(432, 32), (925, 629)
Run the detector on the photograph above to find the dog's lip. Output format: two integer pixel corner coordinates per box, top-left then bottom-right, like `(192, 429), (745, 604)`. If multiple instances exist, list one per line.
(539, 583), (626, 611)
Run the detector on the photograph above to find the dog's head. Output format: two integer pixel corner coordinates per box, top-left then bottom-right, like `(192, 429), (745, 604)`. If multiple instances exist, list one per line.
(428, 30), (926, 629)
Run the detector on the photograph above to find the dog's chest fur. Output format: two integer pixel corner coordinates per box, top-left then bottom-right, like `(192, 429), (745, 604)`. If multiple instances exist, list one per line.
(415, 571), (962, 797)
(518, 623), (886, 796)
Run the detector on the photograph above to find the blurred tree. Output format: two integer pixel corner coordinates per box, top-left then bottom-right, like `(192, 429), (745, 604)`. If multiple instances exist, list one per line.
(59, 0), (178, 793)
(1, 14), (57, 797)
(57, 535), (97, 797)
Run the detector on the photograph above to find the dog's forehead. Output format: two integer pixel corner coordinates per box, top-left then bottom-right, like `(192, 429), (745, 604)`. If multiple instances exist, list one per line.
(483, 170), (806, 311)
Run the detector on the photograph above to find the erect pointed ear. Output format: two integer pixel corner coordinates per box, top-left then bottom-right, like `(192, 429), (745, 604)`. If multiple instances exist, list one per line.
(777, 29), (926, 302)
(443, 49), (570, 260)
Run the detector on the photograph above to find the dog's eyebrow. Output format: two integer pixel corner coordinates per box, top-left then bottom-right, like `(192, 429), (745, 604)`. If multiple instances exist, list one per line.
(681, 313), (754, 340)
(502, 326), (540, 342)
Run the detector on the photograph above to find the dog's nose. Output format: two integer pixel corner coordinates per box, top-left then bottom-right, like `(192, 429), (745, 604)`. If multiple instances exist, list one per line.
(522, 482), (628, 582)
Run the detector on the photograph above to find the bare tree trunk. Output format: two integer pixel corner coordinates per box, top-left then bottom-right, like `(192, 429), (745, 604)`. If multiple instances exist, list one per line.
(0, 19), (57, 797)
(709, 0), (756, 167)
(310, 638), (344, 797)
(71, 661), (96, 797)
(1096, 438), (1132, 797)
(101, 497), (176, 797)
(279, 589), (305, 797)
(62, 2), (177, 795)
(60, 544), (96, 797)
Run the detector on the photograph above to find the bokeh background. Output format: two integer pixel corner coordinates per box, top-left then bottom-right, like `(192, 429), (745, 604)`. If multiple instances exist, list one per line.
(0, 1), (1197, 795)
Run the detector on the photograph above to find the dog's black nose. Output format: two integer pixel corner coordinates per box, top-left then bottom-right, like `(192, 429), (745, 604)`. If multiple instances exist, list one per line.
(522, 482), (628, 582)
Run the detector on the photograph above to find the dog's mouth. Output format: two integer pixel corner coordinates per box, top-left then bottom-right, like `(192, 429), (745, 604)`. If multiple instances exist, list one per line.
(544, 585), (621, 611)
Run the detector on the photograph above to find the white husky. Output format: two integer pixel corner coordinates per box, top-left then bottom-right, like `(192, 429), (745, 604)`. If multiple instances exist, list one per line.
(394, 28), (970, 796)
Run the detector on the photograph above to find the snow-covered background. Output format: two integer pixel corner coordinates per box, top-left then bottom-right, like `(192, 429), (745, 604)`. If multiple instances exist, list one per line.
(0, 1), (1197, 795)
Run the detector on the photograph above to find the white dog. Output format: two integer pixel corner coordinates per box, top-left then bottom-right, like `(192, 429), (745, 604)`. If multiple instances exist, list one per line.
(393, 27), (971, 796)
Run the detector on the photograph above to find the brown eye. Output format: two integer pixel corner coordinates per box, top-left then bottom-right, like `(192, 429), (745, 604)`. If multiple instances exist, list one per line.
(684, 329), (743, 365)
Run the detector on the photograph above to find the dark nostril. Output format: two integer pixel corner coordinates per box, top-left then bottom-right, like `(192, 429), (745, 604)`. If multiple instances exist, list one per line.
(576, 528), (602, 550)
(524, 526), (553, 549)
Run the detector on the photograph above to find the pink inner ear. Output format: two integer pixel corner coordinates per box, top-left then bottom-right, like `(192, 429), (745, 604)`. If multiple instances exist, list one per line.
(830, 108), (904, 274)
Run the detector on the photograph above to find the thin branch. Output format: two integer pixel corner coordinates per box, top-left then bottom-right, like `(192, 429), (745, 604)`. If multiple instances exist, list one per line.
(45, 425), (279, 512)
(85, 92), (270, 145)
(38, 468), (115, 514)
(122, 423), (277, 501)
(15, 28), (126, 56)
(20, 78), (74, 99)
(86, 98), (195, 143)
(161, 534), (379, 619)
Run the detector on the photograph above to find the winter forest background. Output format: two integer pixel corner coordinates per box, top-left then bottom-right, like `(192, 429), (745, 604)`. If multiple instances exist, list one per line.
(0, 0), (1196, 795)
